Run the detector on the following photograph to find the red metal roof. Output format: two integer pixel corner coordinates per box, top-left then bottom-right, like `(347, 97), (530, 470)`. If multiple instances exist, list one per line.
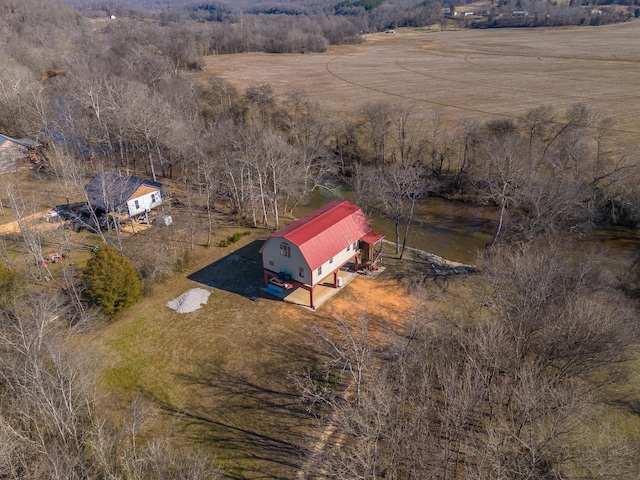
(264, 200), (383, 270)
(361, 231), (384, 244)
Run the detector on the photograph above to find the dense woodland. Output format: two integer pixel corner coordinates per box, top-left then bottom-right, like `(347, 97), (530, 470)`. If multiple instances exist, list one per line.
(0, 0), (639, 478)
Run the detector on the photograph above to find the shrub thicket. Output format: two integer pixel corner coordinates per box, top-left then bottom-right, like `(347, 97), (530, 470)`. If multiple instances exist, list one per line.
(219, 231), (250, 247)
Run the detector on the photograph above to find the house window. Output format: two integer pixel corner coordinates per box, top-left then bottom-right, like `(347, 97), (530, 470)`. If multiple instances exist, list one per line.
(347, 244), (350, 251)
(134, 199), (140, 209)
(353, 241), (358, 250)
(151, 193), (156, 203)
(317, 265), (322, 276)
(280, 243), (291, 257)
(299, 267), (304, 278)
(269, 257), (274, 266)
(329, 257), (334, 264)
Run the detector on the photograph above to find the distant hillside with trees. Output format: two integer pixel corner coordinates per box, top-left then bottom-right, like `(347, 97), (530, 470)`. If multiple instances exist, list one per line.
(60, 0), (640, 52)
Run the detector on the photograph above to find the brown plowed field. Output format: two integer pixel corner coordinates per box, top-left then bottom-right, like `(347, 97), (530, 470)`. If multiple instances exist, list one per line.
(204, 21), (640, 142)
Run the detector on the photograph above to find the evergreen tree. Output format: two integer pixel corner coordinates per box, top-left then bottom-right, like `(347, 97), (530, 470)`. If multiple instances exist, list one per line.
(84, 245), (143, 316)
(0, 263), (21, 306)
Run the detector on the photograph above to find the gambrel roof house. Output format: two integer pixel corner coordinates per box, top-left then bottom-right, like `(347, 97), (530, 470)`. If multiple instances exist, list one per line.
(260, 200), (384, 308)
(85, 173), (163, 217)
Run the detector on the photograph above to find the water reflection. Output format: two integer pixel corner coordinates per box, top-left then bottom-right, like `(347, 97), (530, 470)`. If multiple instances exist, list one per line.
(293, 191), (639, 266)
(293, 192), (496, 264)
(580, 226), (639, 264)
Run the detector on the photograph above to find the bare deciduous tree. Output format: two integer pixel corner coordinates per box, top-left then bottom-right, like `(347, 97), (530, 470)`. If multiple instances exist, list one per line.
(300, 240), (640, 479)
(360, 100), (392, 164)
(477, 129), (530, 246)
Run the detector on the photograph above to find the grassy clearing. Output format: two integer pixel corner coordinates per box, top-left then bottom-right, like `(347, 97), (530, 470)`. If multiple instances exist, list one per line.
(85, 223), (639, 477)
(86, 223), (453, 476)
(93, 231), (324, 477)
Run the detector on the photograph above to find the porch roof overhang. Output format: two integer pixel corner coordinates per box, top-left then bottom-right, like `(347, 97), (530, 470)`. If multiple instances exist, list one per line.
(361, 231), (384, 244)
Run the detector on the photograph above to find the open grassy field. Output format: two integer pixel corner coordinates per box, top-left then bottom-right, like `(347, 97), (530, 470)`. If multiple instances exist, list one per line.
(92, 220), (639, 477)
(204, 21), (640, 144)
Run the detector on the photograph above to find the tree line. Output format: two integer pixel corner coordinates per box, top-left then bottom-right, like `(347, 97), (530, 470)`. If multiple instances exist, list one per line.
(62, 0), (640, 50)
(2, 0), (640, 259)
(0, 0), (638, 477)
(2, 0), (640, 249)
(295, 240), (640, 478)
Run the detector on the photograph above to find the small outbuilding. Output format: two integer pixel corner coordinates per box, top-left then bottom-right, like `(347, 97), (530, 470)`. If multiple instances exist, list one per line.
(0, 133), (41, 167)
(260, 200), (384, 308)
(84, 173), (163, 218)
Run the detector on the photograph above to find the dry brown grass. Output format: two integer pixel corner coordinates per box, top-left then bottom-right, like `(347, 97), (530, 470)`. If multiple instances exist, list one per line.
(88, 223), (447, 477)
(82, 23), (640, 476)
(81, 209), (638, 478)
(204, 21), (640, 143)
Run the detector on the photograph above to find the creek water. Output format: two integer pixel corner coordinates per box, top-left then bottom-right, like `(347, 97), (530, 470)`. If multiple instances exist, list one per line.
(292, 191), (639, 266)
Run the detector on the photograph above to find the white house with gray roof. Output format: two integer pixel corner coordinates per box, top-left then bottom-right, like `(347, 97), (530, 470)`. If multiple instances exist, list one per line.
(84, 173), (163, 217)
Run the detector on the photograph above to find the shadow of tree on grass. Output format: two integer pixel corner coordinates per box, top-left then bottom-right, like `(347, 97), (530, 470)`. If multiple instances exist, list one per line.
(147, 334), (324, 479)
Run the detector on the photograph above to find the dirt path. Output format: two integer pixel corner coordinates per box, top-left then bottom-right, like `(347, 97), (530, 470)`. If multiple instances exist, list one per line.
(0, 210), (60, 235)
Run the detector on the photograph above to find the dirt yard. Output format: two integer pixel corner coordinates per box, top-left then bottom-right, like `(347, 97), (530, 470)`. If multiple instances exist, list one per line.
(0, 209), (62, 235)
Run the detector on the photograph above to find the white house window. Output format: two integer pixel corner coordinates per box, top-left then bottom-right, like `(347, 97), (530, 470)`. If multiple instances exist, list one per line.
(134, 199), (140, 209)
(269, 257), (274, 266)
(280, 243), (291, 257)
(317, 265), (322, 276)
(151, 193), (156, 203)
(299, 267), (304, 278)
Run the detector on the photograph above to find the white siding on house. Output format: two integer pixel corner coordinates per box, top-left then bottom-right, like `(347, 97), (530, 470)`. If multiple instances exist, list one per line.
(310, 243), (357, 286)
(0, 142), (28, 173)
(264, 235), (360, 287)
(126, 190), (162, 216)
(0, 142), (27, 161)
(262, 239), (310, 282)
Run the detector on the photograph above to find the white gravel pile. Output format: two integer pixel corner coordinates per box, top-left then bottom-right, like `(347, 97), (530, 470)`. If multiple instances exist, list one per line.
(167, 288), (212, 313)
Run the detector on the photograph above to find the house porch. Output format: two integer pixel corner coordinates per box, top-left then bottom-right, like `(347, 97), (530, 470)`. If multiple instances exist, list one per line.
(265, 268), (358, 309)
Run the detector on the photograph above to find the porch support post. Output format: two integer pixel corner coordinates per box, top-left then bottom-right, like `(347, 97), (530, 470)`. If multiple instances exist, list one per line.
(333, 270), (338, 288)
(310, 286), (315, 309)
